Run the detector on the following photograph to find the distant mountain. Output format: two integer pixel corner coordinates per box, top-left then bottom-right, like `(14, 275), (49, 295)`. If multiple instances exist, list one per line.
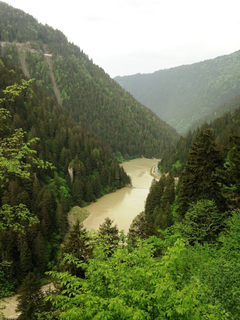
(190, 93), (240, 131)
(115, 51), (240, 133)
(0, 2), (179, 158)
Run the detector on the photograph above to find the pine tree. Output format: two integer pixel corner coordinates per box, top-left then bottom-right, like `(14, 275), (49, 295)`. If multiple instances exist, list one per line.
(72, 177), (83, 206)
(221, 135), (240, 209)
(61, 221), (90, 278)
(153, 202), (173, 231)
(128, 211), (154, 246)
(177, 129), (226, 219)
(98, 218), (120, 255)
(16, 272), (44, 320)
(18, 236), (33, 280)
(55, 203), (68, 239)
(93, 172), (102, 198)
(33, 231), (48, 274)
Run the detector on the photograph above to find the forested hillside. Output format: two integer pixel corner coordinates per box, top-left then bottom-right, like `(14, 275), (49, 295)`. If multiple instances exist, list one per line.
(0, 57), (131, 296)
(0, 2), (179, 158)
(159, 95), (240, 176)
(115, 51), (240, 133)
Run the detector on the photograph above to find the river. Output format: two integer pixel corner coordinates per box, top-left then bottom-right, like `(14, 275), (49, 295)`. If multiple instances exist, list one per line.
(0, 158), (158, 318)
(0, 283), (54, 319)
(83, 158), (158, 233)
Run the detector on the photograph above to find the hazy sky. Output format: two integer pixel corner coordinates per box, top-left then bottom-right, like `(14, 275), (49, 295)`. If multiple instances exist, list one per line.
(4, 0), (240, 77)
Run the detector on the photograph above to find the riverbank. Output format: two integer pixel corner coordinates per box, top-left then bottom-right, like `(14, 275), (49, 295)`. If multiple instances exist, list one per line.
(150, 162), (161, 179)
(0, 283), (54, 319)
(83, 158), (158, 233)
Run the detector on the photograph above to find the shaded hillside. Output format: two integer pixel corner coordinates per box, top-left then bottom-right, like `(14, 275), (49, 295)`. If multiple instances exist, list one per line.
(0, 2), (179, 158)
(115, 51), (240, 133)
(159, 96), (240, 176)
(0, 56), (132, 289)
(190, 93), (240, 130)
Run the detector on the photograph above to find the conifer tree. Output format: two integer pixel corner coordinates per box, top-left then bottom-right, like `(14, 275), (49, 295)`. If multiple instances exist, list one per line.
(55, 203), (68, 239)
(98, 217), (119, 253)
(72, 177), (83, 206)
(16, 272), (44, 320)
(61, 221), (90, 278)
(33, 231), (48, 274)
(221, 135), (240, 209)
(128, 211), (153, 246)
(18, 237), (33, 279)
(177, 129), (226, 219)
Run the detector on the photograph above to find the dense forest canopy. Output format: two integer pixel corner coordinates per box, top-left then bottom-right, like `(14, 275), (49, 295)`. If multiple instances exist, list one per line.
(115, 50), (240, 133)
(0, 57), (131, 298)
(0, 1), (179, 159)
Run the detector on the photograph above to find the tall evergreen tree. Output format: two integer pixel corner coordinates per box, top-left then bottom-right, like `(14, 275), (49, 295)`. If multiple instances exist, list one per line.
(221, 135), (240, 209)
(177, 129), (226, 219)
(98, 217), (119, 253)
(16, 272), (44, 320)
(18, 237), (33, 279)
(60, 221), (90, 278)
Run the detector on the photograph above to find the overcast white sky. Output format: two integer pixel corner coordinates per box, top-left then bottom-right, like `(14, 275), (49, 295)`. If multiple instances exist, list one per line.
(4, 0), (240, 77)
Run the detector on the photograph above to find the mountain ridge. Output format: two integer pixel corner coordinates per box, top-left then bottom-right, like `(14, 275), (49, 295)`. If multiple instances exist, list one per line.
(115, 50), (240, 133)
(0, 2), (179, 158)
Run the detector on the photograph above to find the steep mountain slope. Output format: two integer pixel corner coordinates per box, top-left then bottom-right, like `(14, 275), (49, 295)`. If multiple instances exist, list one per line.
(0, 56), (132, 287)
(190, 93), (240, 130)
(115, 51), (240, 133)
(0, 2), (179, 158)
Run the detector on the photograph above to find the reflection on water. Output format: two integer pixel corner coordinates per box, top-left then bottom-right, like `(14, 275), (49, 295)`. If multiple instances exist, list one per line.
(83, 158), (158, 233)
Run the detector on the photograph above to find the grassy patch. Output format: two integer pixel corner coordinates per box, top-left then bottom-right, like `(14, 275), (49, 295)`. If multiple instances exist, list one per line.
(68, 206), (90, 228)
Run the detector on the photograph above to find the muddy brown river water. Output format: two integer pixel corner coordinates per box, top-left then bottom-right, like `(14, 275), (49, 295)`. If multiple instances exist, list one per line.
(83, 158), (158, 232)
(0, 158), (158, 318)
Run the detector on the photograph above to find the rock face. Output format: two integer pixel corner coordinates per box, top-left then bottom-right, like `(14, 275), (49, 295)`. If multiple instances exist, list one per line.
(68, 167), (74, 183)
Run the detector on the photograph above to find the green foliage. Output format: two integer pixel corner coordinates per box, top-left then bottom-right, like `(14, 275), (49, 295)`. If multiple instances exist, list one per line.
(60, 221), (91, 278)
(0, 80), (53, 185)
(16, 272), (45, 320)
(1, 78), (34, 102)
(0, 70), (61, 285)
(144, 174), (175, 234)
(128, 212), (150, 245)
(47, 173), (71, 202)
(185, 213), (240, 319)
(177, 200), (228, 244)
(0, 261), (14, 298)
(46, 236), (228, 319)
(219, 210), (240, 259)
(98, 218), (120, 254)
(0, 203), (38, 234)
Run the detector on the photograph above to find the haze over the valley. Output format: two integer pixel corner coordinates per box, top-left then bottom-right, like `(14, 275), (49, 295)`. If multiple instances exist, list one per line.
(4, 0), (240, 77)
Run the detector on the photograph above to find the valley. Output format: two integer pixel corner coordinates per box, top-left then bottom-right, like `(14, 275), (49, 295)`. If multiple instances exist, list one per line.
(1, 2), (240, 319)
